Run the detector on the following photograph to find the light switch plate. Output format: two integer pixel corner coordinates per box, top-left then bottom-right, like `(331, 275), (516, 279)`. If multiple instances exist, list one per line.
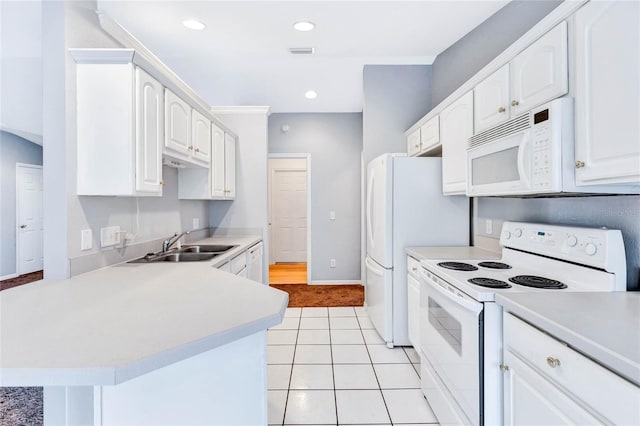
(192, 218), (200, 229)
(100, 226), (121, 247)
(81, 229), (93, 250)
(485, 219), (493, 235)
(329, 211), (336, 220)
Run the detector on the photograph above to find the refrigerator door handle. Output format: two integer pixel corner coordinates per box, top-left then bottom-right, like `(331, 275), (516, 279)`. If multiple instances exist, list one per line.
(366, 173), (375, 249)
(365, 257), (385, 277)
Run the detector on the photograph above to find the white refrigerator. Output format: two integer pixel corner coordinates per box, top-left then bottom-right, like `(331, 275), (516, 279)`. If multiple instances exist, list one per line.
(365, 153), (469, 347)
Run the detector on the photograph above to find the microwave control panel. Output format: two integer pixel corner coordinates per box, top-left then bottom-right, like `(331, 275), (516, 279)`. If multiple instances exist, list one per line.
(531, 108), (554, 191)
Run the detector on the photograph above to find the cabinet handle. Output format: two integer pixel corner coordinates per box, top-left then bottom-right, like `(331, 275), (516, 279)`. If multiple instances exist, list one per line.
(160, 180), (165, 185)
(20, 224), (27, 229)
(498, 106), (506, 113)
(511, 100), (519, 107)
(499, 364), (510, 372)
(546, 356), (561, 368)
(575, 161), (585, 169)
(414, 143), (420, 148)
(188, 145), (194, 150)
(194, 148), (200, 153)
(412, 267), (417, 272)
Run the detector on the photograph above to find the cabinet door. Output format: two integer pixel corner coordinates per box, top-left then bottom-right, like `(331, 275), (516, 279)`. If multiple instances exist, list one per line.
(574, 0), (640, 186)
(474, 64), (510, 133)
(407, 273), (420, 350)
(407, 129), (421, 156)
(503, 349), (603, 425)
(164, 89), (191, 157)
(420, 115), (440, 152)
(211, 124), (226, 198)
(441, 91), (473, 195)
(191, 109), (211, 165)
(511, 21), (568, 116)
(224, 133), (237, 198)
(134, 68), (163, 194)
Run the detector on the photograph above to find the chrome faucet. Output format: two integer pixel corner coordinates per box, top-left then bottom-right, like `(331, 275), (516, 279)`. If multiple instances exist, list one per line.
(162, 231), (190, 252)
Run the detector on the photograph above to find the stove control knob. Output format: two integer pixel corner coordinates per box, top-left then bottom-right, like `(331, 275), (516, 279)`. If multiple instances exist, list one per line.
(585, 242), (597, 256)
(513, 228), (523, 238)
(566, 235), (578, 247)
(503, 230), (511, 240)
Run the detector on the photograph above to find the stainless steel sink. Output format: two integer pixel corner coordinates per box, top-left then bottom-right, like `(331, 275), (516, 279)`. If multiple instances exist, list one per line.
(128, 252), (219, 263)
(180, 244), (237, 253)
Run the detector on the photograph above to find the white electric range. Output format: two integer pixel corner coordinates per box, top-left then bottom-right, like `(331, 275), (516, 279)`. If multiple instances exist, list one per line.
(418, 221), (627, 426)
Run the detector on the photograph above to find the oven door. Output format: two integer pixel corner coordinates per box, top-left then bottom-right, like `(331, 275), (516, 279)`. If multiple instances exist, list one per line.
(420, 267), (483, 425)
(467, 129), (533, 197)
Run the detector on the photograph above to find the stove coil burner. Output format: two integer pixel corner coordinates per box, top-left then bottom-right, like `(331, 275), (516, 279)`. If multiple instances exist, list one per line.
(468, 277), (512, 289)
(478, 261), (512, 270)
(509, 275), (568, 289)
(437, 262), (478, 271)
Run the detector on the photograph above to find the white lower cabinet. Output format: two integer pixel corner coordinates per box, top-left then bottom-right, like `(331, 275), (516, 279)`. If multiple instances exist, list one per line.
(75, 61), (163, 197)
(502, 313), (640, 425)
(247, 242), (264, 284)
(574, 0), (640, 186)
(406, 256), (421, 350)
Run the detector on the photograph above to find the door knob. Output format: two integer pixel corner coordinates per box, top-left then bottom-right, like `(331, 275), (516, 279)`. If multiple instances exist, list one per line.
(546, 356), (561, 368)
(20, 224), (27, 229)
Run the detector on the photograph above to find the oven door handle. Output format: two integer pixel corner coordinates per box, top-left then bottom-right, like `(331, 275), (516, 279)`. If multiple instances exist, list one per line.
(421, 269), (483, 314)
(517, 131), (531, 188)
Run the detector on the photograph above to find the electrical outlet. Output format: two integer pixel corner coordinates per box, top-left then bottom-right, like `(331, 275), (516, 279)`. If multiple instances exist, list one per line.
(81, 229), (93, 250)
(330, 259), (336, 268)
(192, 218), (200, 229)
(485, 219), (493, 235)
(100, 226), (121, 247)
(329, 211), (336, 220)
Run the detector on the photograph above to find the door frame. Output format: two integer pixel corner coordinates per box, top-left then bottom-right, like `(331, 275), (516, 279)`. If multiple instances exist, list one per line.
(15, 163), (44, 276)
(268, 153), (311, 284)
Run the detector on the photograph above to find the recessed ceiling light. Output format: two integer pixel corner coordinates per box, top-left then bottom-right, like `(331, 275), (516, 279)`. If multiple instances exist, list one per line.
(305, 90), (318, 100)
(182, 19), (206, 30)
(294, 21), (315, 32)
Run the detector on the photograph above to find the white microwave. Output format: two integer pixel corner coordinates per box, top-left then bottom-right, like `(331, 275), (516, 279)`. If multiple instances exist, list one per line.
(467, 98), (574, 197)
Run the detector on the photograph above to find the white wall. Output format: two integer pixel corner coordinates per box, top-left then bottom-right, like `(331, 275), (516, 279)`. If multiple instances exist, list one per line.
(268, 113), (362, 282)
(42, 1), (210, 278)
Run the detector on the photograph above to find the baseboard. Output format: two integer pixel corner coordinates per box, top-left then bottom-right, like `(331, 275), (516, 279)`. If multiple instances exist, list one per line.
(0, 273), (18, 281)
(309, 280), (362, 286)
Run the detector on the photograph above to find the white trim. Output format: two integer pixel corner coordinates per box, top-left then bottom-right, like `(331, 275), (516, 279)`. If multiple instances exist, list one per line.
(211, 106), (271, 116)
(15, 163), (43, 277)
(404, 0), (589, 135)
(268, 153), (312, 284)
(68, 48), (135, 64)
(0, 273), (19, 281)
(310, 280), (363, 286)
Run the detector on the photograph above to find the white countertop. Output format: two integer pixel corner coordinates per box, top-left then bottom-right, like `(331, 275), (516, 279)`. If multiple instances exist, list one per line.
(0, 236), (287, 387)
(496, 292), (640, 386)
(405, 246), (500, 261)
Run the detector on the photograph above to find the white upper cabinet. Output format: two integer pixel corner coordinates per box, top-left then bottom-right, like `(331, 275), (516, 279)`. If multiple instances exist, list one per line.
(574, 0), (640, 186)
(420, 116), (440, 153)
(474, 22), (568, 134)
(75, 60), (163, 197)
(441, 91), (474, 195)
(510, 21), (568, 116)
(474, 64), (510, 133)
(407, 129), (421, 156)
(224, 132), (237, 199)
(211, 124), (226, 198)
(164, 90), (191, 157)
(191, 109), (211, 166)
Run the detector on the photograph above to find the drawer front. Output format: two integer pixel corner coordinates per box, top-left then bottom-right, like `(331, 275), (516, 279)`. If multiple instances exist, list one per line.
(230, 252), (247, 275)
(504, 313), (640, 424)
(407, 255), (420, 279)
(407, 129), (421, 156)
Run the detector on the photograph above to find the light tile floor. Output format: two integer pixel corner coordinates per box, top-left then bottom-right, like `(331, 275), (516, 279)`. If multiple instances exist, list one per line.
(267, 306), (439, 426)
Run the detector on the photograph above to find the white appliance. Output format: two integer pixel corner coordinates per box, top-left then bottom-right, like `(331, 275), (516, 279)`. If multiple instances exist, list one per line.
(365, 153), (469, 347)
(419, 221), (627, 425)
(467, 98), (639, 197)
(247, 242), (264, 284)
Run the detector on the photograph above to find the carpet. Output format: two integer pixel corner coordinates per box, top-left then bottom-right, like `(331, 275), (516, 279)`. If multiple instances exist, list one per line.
(0, 271), (43, 291)
(271, 284), (364, 307)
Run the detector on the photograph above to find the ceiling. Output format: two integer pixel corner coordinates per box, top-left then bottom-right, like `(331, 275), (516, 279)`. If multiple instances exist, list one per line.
(97, 0), (509, 113)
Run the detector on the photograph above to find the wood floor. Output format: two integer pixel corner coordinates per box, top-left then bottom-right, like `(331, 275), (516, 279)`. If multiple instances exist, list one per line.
(269, 263), (307, 284)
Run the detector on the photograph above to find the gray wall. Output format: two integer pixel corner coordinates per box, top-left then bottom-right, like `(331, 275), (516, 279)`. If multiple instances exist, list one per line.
(430, 0), (640, 289)
(268, 113), (362, 282)
(431, 0), (562, 107)
(362, 65), (432, 165)
(0, 131), (43, 277)
(42, 1), (210, 278)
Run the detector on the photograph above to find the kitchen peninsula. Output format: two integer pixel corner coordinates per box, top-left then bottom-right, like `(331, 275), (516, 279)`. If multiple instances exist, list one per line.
(0, 238), (288, 425)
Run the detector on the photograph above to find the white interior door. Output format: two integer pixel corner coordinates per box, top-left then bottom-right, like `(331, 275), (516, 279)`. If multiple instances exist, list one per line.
(16, 164), (43, 275)
(272, 167), (307, 263)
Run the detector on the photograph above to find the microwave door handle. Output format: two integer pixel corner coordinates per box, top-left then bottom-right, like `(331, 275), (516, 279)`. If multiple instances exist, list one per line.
(421, 269), (483, 314)
(517, 132), (531, 188)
